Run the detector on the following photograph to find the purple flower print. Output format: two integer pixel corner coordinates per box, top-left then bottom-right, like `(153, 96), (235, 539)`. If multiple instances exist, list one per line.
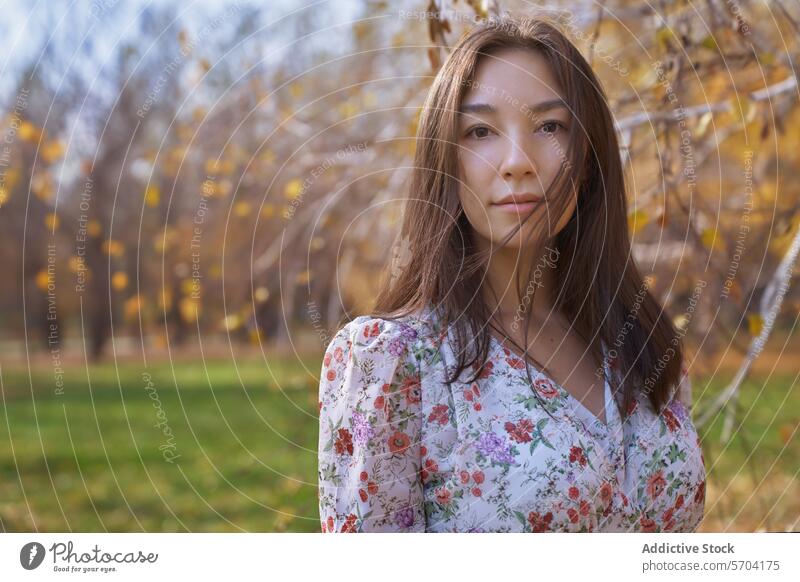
(394, 506), (416, 528)
(387, 337), (405, 357)
(351, 412), (375, 446)
(400, 324), (418, 343)
(476, 431), (515, 464)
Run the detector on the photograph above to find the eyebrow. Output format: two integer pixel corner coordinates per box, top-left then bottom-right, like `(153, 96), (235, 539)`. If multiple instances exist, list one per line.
(458, 98), (569, 117)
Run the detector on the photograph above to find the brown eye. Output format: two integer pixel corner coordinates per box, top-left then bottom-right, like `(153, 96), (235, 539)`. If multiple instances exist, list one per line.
(539, 121), (565, 134)
(467, 126), (492, 139)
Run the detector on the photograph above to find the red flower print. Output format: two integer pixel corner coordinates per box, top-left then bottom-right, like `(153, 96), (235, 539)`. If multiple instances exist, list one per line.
(662, 507), (674, 523)
(567, 508), (579, 523)
(579, 500), (590, 517)
(472, 487), (482, 497)
(420, 468), (429, 482)
(334, 428), (353, 456)
(402, 376), (421, 404)
(568, 486), (580, 500)
(424, 458), (439, 472)
(662, 408), (681, 432)
(326, 516), (334, 532)
(599, 482), (613, 508)
(374, 395), (385, 410)
(428, 404), (450, 425)
(473, 403), (482, 411)
(504, 420), (533, 444)
(640, 516), (657, 533)
(359, 489), (368, 502)
(459, 470), (470, 484)
(382, 383), (391, 393)
(388, 431), (411, 454)
(527, 511), (553, 532)
(463, 389), (474, 402)
(621, 493), (629, 507)
(474, 360), (494, 379)
(472, 383), (481, 397)
(359, 471), (368, 482)
(420, 445), (427, 457)
(362, 321), (380, 338)
(694, 480), (705, 504)
(675, 494), (684, 509)
(326, 369), (336, 382)
(472, 470), (485, 484)
(435, 486), (452, 505)
(333, 346), (344, 362)
(646, 471), (667, 499)
(321, 522), (327, 533)
(534, 377), (559, 398)
(367, 481), (378, 495)
(507, 357), (526, 370)
(569, 446), (587, 467)
(341, 513), (358, 533)
(323, 353), (332, 367)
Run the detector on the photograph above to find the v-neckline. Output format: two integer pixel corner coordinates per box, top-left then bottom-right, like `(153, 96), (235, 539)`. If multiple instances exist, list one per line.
(488, 333), (618, 431)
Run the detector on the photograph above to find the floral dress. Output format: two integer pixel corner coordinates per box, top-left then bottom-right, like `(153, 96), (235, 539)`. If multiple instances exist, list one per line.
(317, 306), (706, 533)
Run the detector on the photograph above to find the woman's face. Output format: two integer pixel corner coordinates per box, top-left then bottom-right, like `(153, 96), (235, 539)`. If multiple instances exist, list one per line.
(456, 48), (577, 252)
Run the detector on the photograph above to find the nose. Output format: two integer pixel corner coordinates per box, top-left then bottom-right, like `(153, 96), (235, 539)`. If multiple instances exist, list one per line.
(499, 133), (536, 181)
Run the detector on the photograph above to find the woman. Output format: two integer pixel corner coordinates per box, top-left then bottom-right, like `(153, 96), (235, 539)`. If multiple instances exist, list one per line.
(317, 15), (705, 533)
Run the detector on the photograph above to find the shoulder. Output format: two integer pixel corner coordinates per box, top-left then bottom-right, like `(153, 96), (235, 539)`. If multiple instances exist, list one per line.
(324, 311), (437, 364)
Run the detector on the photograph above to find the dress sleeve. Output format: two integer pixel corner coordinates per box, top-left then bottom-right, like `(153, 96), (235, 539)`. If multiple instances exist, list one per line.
(317, 317), (425, 532)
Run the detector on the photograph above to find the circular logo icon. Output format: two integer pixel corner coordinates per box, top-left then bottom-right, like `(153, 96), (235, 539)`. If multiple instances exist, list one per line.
(20, 542), (46, 570)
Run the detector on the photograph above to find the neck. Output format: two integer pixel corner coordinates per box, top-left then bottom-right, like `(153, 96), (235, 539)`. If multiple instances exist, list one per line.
(477, 237), (561, 325)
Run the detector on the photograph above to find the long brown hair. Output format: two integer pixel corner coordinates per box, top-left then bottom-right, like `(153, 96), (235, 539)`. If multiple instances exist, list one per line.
(370, 15), (683, 415)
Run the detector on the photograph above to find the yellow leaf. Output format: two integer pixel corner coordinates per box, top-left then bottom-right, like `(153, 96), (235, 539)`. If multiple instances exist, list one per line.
(222, 313), (242, 331)
(254, 287), (269, 303)
(87, 220), (102, 237)
(234, 201), (251, 217)
(124, 294), (142, 320)
(338, 100), (359, 119)
(747, 313), (763, 336)
(628, 209), (648, 234)
(35, 269), (51, 291)
(260, 204), (275, 219)
(111, 271), (128, 291)
(45, 212), (59, 230)
(41, 140), (65, 163)
(102, 239), (124, 256)
(289, 82), (303, 99)
(18, 121), (41, 142)
(700, 227), (723, 251)
(181, 279), (197, 296)
(179, 297), (200, 322)
(68, 256), (83, 272)
(284, 179), (303, 200)
(145, 185), (160, 207)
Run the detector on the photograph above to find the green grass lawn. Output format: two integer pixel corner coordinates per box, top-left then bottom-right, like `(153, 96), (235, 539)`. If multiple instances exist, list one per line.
(0, 355), (323, 532)
(1, 355), (797, 532)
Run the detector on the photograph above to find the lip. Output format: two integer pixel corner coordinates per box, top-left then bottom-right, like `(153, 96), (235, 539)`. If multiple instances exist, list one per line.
(491, 193), (544, 214)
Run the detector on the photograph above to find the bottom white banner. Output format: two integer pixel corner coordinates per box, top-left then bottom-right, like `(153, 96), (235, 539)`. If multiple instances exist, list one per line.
(1, 533), (797, 581)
